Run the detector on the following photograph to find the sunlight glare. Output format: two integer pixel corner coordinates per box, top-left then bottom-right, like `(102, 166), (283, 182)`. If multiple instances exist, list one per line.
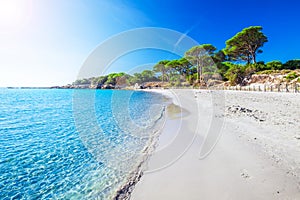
(0, 0), (31, 31)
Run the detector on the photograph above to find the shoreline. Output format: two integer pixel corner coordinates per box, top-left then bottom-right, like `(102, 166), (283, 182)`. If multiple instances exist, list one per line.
(112, 89), (187, 199)
(112, 91), (172, 199)
(130, 89), (300, 199)
(112, 129), (161, 200)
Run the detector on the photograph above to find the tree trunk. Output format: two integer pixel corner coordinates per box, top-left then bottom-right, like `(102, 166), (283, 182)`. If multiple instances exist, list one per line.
(199, 65), (202, 83)
(199, 59), (203, 84)
(249, 50), (256, 63)
(247, 54), (251, 64)
(253, 53), (256, 63)
(196, 60), (200, 83)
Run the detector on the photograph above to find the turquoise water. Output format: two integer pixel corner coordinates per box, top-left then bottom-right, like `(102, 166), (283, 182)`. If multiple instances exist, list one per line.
(0, 89), (164, 199)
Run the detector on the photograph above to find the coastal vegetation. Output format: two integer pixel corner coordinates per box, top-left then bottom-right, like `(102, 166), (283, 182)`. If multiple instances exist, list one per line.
(71, 26), (300, 88)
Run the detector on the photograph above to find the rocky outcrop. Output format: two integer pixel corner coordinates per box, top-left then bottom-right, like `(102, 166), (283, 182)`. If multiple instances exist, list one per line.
(101, 84), (115, 89)
(142, 82), (169, 88)
(51, 84), (91, 89)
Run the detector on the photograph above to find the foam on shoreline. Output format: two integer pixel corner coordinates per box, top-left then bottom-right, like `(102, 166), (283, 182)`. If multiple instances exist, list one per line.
(111, 90), (176, 200)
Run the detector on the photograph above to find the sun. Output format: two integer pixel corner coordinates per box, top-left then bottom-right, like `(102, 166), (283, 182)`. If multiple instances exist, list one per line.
(0, 0), (31, 31)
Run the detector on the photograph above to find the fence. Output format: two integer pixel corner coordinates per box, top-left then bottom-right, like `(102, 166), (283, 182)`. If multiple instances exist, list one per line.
(148, 81), (300, 93)
(211, 83), (300, 93)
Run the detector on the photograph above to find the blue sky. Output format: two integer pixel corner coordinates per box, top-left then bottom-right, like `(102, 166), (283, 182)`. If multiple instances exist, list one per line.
(0, 0), (299, 86)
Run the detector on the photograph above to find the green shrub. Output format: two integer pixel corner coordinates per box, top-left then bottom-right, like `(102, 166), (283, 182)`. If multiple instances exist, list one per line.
(216, 62), (230, 80)
(256, 69), (292, 75)
(285, 72), (299, 81)
(252, 62), (267, 71)
(265, 60), (283, 70)
(174, 80), (182, 87)
(224, 63), (246, 85)
(256, 70), (277, 75)
(283, 60), (300, 70)
(245, 64), (257, 74)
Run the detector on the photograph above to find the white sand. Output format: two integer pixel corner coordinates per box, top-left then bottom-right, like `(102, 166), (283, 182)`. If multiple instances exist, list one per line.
(131, 89), (300, 200)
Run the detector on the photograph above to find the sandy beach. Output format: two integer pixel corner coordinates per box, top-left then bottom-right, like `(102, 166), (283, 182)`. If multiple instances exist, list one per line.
(131, 89), (300, 199)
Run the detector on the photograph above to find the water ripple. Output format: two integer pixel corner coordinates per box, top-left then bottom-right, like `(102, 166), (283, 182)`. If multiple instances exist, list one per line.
(0, 89), (164, 199)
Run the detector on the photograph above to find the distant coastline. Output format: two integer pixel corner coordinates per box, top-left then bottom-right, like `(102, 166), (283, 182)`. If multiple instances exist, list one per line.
(6, 87), (53, 89)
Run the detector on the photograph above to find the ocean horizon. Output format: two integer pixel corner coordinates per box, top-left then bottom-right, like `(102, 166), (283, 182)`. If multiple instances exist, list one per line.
(0, 89), (166, 199)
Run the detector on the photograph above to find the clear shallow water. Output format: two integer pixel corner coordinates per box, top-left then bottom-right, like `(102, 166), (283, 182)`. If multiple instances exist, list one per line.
(0, 89), (164, 199)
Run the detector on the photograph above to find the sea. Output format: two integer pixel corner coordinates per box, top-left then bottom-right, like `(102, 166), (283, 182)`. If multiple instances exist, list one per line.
(0, 89), (166, 199)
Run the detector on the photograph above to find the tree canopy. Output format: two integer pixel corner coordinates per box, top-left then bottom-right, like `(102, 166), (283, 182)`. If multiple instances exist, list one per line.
(224, 26), (268, 64)
(153, 60), (169, 82)
(184, 44), (217, 83)
(72, 26), (300, 88)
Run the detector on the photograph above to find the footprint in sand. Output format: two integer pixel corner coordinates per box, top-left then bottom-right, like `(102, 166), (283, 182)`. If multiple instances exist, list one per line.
(241, 169), (251, 179)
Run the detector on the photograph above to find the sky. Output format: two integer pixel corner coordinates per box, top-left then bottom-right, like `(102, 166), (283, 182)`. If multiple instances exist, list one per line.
(0, 0), (299, 87)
